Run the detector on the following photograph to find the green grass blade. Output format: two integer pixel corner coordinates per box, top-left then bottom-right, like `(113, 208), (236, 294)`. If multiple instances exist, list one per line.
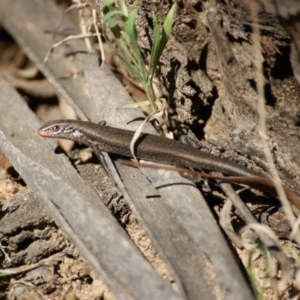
(102, 27), (143, 81)
(102, 2), (149, 90)
(118, 101), (150, 109)
(103, 4), (145, 80)
(162, 3), (176, 43)
(102, 4), (122, 37)
(124, 7), (146, 80)
(148, 12), (160, 80)
(103, 0), (119, 6)
(149, 3), (176, 80)
(103, 10), (126, 24)
(102, 7), (138, 67)
(0, 271), (11, 277)
(119, 0), (128, 17)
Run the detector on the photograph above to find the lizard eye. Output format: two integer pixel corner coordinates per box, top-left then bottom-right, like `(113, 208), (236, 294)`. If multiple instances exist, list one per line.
(52, 125), (60, 132)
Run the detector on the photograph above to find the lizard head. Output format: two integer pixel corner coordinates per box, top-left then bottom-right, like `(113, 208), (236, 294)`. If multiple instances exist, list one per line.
(38, 119), (82, 141)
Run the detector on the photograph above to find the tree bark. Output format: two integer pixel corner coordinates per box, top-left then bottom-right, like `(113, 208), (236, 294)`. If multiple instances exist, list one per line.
(133, 0), (300, 192)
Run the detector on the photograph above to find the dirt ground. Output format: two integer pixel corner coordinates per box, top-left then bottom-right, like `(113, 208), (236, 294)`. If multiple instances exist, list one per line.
(1, 151), (300, 299)
(0, 152), (176, 300)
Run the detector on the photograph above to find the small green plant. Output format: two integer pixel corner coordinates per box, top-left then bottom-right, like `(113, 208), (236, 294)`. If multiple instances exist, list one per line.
(102, 0), (176, 112)
(246, 245), (266, 300)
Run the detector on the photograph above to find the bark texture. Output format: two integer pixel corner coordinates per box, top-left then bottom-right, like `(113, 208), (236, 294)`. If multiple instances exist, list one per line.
(131, 0), (300, 192)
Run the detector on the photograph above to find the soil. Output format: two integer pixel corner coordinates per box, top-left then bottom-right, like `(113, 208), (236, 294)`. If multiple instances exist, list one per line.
(0, 153), (174, 300)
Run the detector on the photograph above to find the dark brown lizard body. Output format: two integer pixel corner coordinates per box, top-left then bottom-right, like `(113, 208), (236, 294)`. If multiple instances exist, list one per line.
(38, 120), (300, 211)
(38, 119), (261, 177)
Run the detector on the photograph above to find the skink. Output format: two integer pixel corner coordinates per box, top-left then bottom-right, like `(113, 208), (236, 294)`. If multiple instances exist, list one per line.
(38, 119), (261, 177)
(38, 120), (300, 211)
